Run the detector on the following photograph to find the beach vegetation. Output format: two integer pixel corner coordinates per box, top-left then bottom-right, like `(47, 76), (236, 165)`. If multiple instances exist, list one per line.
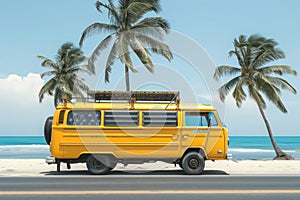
(38, 43), (91, 107)
(79, 0), (173, 91)
(214, 34), (297, 160)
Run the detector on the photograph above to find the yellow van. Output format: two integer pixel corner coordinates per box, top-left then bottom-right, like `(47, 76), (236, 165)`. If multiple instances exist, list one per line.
(45, 91), (230, 175)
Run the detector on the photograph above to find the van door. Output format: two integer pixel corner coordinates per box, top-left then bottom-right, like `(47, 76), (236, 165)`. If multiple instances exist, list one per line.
(204, 112), (225, 159)
(181, 112), (211, 154)
(182, 111), (225, 159)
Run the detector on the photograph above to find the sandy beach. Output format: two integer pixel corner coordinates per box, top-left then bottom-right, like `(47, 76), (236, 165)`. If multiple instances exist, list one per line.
(1, 159), (300, 176)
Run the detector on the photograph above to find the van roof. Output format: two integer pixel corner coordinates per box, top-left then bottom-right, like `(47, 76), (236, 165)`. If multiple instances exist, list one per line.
(57, 102), (216, 111)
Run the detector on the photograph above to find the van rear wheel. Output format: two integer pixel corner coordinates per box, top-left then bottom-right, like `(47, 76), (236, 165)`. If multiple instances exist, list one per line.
(86, 155), (114, 175)
(182, 152), (205, 175)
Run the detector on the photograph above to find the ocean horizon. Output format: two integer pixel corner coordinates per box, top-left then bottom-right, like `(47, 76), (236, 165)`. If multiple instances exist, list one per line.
(0, 136), (299, 160)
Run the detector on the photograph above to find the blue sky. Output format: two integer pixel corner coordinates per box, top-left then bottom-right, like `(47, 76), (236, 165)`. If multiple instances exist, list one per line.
(0, 0), (299, 136)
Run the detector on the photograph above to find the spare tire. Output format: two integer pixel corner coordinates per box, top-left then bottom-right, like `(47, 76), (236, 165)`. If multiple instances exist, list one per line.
(44, 116), (53, 145)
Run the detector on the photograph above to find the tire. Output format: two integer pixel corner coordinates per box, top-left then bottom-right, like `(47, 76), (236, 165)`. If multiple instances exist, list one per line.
(86, 155), (115, 175)
(179, 161), (183, 169)
(181, 152), (205, 175)
(56, 159), (61, 172)
(44, 116), (53, 145)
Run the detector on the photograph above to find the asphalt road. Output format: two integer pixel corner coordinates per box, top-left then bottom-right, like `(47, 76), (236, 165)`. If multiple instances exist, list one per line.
(0, 176), (300, 200)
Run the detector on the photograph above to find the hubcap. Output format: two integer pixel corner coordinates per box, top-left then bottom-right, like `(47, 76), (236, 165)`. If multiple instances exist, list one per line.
(188, 158), (199, 169)
(93, 159), (105, 169)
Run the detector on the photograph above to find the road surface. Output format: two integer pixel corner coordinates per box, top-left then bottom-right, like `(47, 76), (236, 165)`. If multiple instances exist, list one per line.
(0, 175), (299, 200)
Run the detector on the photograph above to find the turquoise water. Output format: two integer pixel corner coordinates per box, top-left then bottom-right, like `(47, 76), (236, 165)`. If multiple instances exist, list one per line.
(0, 136), (46, 145)
(228, 136), (300, 159)
(0, 136), (48, 159)
(0, 136), (299, 160)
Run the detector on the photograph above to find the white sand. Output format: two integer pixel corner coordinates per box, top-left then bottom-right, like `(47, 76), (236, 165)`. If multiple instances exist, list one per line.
(1, 159), (300, 176)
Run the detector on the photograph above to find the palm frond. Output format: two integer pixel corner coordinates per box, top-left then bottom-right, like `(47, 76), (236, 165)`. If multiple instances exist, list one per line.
(66, 48), (86, 67)
(130, 36), (154, 72)
(88, 35), (114, 74)
(135, 34), (173, 62)
(59, 79), (73, 98)
(37, 56), (59, 70)
(38, 77), (57, 102)
(258, 65), (297, 76)
(133, 17), (170, 35)
(56, 43), (73, 61)
(234, 36), (249, 67)
(79, 23), (118, 47)
(71, 76), (89, 93)
(70, 65), (94, 75)
(72, 87), (84, 98)
(105, 40), (120, 83)
(108, 0), (122, 25)
(124, 52), (137, 72)
(65, 66), (91, 75)
(40, 71), (57, 79)
(54, 88), (64, 107)
(119, 34), (138, 72)
(214, 65), (241, 80)
(253, 73), (287, 113)
(218, 76), (241, 102)
(121, 0), (161, 25)
(95, 1), (106, 13)
(232, 78), (247, 107)
(265, 76), (297, 94)
(229, 47), (245, 68)
(251, 48), (285, 68)
(95, 0), (122, 25)
(248, 85), (266, 109)
(250, 36), (285, 68)
(120, 52), (137, 72)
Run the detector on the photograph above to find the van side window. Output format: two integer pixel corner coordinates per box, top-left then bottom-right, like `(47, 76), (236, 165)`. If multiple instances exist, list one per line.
(58, 110), (65, 124)
(185, 112), (218, 127)
(104, 111), (139, 127)
(67, 110), (100, 126)
(208, 112), (218, 126)
(143, 111), (177, 127)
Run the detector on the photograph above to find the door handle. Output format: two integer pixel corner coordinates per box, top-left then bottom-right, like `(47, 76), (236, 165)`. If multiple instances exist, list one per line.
(172, 134), (179, 140)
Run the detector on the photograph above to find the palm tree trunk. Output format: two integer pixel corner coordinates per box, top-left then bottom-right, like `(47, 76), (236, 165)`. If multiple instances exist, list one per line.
(125, 65), (130, 91)
(256, 103), (293, 160)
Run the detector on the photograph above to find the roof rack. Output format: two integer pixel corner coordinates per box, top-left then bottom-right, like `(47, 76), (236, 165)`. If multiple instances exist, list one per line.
(87, 90), (180, 102)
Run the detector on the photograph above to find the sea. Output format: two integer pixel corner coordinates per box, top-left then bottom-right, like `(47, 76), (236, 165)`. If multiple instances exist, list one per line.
(0, 136), (299, 160)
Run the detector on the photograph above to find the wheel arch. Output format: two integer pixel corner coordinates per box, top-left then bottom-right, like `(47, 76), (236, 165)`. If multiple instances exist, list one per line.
(182, 148), (207, 160)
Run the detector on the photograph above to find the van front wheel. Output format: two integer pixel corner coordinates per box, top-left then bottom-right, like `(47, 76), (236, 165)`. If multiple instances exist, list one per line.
(86, 155), (113, 175)
(182, 152), (205, 175)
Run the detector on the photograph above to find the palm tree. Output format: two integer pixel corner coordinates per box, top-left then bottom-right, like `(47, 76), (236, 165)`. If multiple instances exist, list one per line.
(79, 0), (173, 91)
(214, 34), (297, 160)
(38, 43), (91, 107)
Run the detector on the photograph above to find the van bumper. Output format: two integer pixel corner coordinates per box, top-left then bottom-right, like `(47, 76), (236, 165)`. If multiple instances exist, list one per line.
(227, 154), (233, 160)
(45, 156), (56, 164)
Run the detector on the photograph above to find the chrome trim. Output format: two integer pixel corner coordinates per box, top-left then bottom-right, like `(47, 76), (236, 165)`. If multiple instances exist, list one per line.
(227, 153), (233, 160)
(45, 156), (56, 164)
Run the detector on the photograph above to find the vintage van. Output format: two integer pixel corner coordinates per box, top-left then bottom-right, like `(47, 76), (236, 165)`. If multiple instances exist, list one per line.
(45, 91), (230, 175)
